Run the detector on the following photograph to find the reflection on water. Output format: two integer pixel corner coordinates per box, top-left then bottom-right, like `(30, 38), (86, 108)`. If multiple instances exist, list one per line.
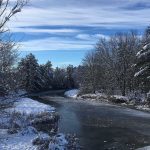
(39, 96), (150, 150)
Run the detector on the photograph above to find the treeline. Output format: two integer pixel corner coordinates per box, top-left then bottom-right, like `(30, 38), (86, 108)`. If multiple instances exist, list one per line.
(0, 52), (79, 94)
(17, 53), (78, 92)
(78, 28), (150, 98)
(1, 28), (149, 96)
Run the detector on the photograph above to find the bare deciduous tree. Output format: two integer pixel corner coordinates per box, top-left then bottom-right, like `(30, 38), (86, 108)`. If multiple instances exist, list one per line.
(0, 41), (18, 93)
(0, 0), (27, 33)
(0, 0), (27, 95)
(81, 51), (99, 93)
(80, 31), (141, 96)
(109, 32), (140, 95)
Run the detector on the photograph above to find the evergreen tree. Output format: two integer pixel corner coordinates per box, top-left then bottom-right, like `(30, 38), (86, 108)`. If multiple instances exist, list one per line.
(66, 65), (75, 89)
(135, 27), (150, 93)
(18, 53), (42, 92)
(39, 61), (53, 90)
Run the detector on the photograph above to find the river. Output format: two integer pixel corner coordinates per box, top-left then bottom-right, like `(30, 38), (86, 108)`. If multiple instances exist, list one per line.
(37, 96), (150, 150)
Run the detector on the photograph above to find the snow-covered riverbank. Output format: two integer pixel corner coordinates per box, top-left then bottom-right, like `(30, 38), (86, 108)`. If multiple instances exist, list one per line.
(64, 89), (150, 112)
(0, 97), (76, 150)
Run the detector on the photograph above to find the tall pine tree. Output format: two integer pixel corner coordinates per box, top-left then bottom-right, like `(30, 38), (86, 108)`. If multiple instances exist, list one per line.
(39, 61), (53, 90)
(135, 27), (150, 96)
(18, 53), (42, 92)
(66, 65), (75, 89)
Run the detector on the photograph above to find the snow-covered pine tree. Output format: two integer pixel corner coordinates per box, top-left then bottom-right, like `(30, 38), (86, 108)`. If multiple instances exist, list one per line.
(134, 27), (150, 97)
(39, 61), (53, 90)
(66, 65), (75, 89)
(18, 53), (43, 92)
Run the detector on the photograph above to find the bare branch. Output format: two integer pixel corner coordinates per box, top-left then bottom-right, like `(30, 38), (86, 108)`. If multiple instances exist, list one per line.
(0, 0), (27, 31)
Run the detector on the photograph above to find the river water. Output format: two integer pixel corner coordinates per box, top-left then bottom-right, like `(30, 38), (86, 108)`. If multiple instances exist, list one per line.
(38, 96), (150, 150)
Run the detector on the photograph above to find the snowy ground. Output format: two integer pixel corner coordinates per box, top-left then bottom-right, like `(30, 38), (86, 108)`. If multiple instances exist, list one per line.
(7, 98), (55, 115)
(0, 127), (38, 150)
(0, 97), (69, 150)
(0, 127), (69, 150)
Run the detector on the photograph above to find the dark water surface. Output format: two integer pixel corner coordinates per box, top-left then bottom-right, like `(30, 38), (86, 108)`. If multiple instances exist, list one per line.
(38, 96), (150, 150)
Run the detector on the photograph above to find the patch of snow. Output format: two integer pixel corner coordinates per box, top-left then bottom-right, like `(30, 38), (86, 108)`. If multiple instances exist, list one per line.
(0, 127), (68, 150)
(136, 49), (143, 57)
(79, 92), (108, 100)
(7, 98), (55, 115)
(37, 132), (50, 140)
(96, 93), (108, 99)
(134, 67), (149, 77)
(143, 43), (150, 50)
(80, 93), (97, 99)
(0, 128), (38, 150)
(20, 126), (38, 136)
(64, 89), (79, 98)
(49, 133), (68, 150)
(113, 95), (129, 101)
(147, 91), (150, 98)
(33, 132), (50, 145)
(0, 129), (8, 136)
(136, 105), (150, 111)
(111, 95), (129, 101)
(138, 50), (150, 59)
(137, 44), (150, 57)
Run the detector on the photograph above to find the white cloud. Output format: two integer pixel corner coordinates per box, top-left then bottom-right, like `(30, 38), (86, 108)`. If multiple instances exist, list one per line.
(95, 34), (109, 39)
(18, 37), (94, 51)
(76, 34), (109, 40)
(11, 27), (80, 34)
(76, 34), (91, 40)
(28, 0), (150, 9)
(8, 5), (150, 29)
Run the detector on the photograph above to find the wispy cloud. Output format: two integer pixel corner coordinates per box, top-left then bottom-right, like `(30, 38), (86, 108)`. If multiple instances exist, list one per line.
(11, 27), (80, 34)
(76, 33), (108, 40)
(7, 0), (150, 52)
(121, 1), (150, 10)
(9, 6), (150, 28)
(19, 37), (94, 51)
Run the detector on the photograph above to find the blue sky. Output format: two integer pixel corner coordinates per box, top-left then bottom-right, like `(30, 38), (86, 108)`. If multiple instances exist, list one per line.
(8, 0), (150, 67)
